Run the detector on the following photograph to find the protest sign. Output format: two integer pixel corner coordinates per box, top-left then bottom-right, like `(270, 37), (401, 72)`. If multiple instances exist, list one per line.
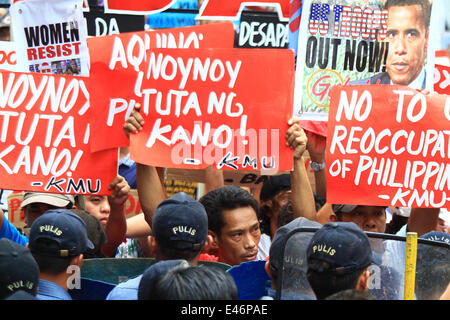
(0, 70), (117, 194)
(288, 0), (302, 57)
(326, 85), (450, 209)
(165, 154), (316, 190)
(7, 191), (25, 230)
(84, 11), (146, 37)
(128, 47), (295, 171)
(294, 0), (437, 121)
(10, 0), (90, 76)
(87, 22), (235, 152)
(0, 41), (22, 72)
(435, 64), (450, 95)
(235, 10), (289, 49)
(164, 179), (198, 198)
(198, 0), (289, 22)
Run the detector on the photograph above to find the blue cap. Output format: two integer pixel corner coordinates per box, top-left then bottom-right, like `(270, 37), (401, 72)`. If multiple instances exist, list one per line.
(152, 193), (208, 252)
(0, 238), (39, 299)
(419, 231), (450, 244)
(29, 209), (94, 257)
(307, 222), (374, 275)
(137, 260), (189, 300)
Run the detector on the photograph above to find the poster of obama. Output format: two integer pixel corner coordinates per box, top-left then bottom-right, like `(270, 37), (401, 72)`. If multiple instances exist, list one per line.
(293, 0), (438, 121)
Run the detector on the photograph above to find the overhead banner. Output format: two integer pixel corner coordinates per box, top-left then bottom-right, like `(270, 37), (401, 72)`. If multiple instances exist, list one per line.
(294, 0), (437, 121)
(0, 70), (117, 195)
(326, 85), (450, 209)
(87, 22), (236, 152)
(10, 0), (90, 76)
(128, 48), (295, 171)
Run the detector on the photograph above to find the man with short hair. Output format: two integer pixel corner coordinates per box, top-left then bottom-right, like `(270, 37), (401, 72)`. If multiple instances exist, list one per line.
(331, 205), (387, 234)
(106, 192), (208, 300)
(306, 222), (375, 300)
(351, 0), (432, 89)
(199, 185), (261, 266)
(28, 209), (94, 300)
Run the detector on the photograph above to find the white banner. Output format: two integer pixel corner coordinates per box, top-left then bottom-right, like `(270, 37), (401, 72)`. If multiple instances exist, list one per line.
(10, 0), (90, 76)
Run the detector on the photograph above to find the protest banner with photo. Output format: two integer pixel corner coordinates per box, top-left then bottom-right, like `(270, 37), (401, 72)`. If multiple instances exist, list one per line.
(0, 70), (117, 195)
(293, 0), (437, 121)
(435, 64), (450, 94)
(87, 22), (236, 152)
(0, 41), (22, 72)
(288, 0), (302, 57)
(326, 85), (450, 209)
(9, 0), (90, 76)
(128, 47), (295, 171)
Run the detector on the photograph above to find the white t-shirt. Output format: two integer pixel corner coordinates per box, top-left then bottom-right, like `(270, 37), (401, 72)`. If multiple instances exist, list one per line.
(257, 233), (271, 260)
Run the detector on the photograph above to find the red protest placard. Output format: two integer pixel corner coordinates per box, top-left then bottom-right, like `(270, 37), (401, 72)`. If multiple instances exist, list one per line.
(435, 64), (450, 95)
(326, 85), (450, 208)
(129, 48), (295, 171)
(0, 70), (117, 195)
(87, 22), (236, 152)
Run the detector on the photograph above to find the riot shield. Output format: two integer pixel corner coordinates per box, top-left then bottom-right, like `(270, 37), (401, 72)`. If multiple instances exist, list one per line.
(276, 228), (450, 300)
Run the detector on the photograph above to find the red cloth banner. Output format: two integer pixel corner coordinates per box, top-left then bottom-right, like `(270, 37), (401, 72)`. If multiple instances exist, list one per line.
(87, 22), (236, 152)
(326, 85), (450, 208)
(0, 70), (117, 195)
(128, 48), (295, 171)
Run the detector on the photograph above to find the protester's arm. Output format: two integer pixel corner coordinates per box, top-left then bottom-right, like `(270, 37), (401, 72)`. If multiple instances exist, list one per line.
(305, 131), (327, 201)
(286, 118), (316, 221)
(123, 103), (166, 228)
(101, 175), (129, 257)
(204, 165), (224, 193)
(0, 208), (29, 245)
(440, 282), (450, 300)
(407, 207), (440, 237)
(125, 213), (152, 238)
(136, 163), (167, 228)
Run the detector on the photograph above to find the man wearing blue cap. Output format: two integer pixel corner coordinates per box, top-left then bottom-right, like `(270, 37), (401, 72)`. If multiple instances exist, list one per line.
(306, 222), (376, 300)
(106, 192), (208, 300)
(27, 209), (94, 300)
